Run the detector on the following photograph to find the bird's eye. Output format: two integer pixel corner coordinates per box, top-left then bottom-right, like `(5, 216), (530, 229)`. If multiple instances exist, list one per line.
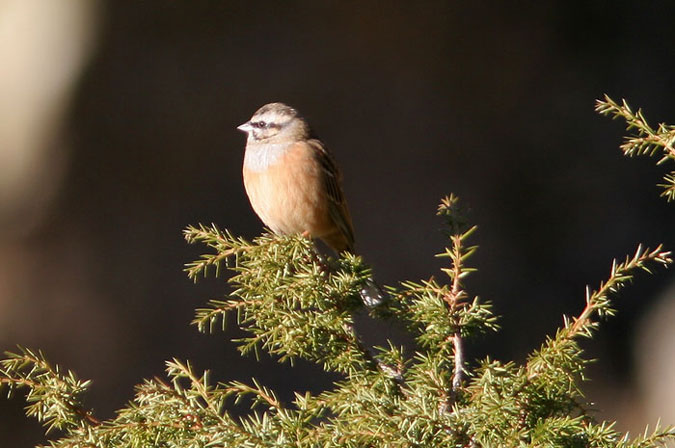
(255, 121), (267, 128)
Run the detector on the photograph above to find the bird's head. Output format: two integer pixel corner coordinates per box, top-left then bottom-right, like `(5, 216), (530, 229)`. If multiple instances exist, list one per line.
(237, 102), (310, 143)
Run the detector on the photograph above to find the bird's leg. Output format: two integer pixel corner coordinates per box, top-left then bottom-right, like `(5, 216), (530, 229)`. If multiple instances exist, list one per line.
(310, 247), (330, 274)
(297, 231), (330, 273)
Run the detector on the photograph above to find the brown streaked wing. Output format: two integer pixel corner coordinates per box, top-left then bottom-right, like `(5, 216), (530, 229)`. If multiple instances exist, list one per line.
(307, 139), (355, 252)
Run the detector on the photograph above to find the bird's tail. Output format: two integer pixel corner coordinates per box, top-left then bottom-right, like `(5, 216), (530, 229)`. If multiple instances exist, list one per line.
(359, 278), (387, 307)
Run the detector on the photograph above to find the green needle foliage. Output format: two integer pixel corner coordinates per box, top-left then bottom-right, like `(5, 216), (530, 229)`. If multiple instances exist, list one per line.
(596, 94), (675, 201)
(2, 197), (674, 447)
(185, 226), (372, 373)
(3, 103), (675, 445)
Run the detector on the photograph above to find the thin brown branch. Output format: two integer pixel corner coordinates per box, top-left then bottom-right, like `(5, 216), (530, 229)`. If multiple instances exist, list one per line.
(226, 381), (282, 410)
(184, 247), (239, 281)
(568, 244), (671, 339)
(0, 376), (101, 427)
(447, 235), (466, 405)
(596, 95), (675, 159)
(168, 360), (229, 426)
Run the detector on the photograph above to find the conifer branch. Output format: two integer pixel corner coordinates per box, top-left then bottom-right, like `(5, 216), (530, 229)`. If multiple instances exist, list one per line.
(619, 422), (675, 448)
(185, 226), (381, 375)
(526, 244), (671, 391)
(566, 244), (670, 341)
(437, 195), (478, 405)
(446, 232), (470, 399)
(596, 94), (675, 201)
(183, 224), (249, 280)
(166, 359), (230, 426)
(0, 347), (100, 432)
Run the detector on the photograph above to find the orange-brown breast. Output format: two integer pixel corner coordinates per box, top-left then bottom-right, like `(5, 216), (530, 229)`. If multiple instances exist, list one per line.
(243, 142), (340, 242)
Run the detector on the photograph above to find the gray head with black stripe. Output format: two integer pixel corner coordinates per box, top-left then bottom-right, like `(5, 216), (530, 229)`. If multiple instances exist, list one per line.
(237, 102), (311, 143)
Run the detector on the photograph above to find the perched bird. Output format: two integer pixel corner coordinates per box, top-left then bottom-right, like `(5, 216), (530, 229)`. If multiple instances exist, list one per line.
(237, 102), (383, 305)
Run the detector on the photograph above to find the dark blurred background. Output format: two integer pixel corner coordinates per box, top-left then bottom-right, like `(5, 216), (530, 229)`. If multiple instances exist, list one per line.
(2, 1), (675, 445)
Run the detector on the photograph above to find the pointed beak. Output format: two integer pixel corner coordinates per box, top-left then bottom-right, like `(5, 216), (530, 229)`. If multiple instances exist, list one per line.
(237, 121), (252, 133)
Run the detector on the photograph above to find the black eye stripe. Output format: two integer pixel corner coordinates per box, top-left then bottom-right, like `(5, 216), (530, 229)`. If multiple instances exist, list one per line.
(250, 120), (281, 129)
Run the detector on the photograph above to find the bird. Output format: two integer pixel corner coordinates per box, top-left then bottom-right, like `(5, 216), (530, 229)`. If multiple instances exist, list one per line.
(237, 102), (384, 306)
